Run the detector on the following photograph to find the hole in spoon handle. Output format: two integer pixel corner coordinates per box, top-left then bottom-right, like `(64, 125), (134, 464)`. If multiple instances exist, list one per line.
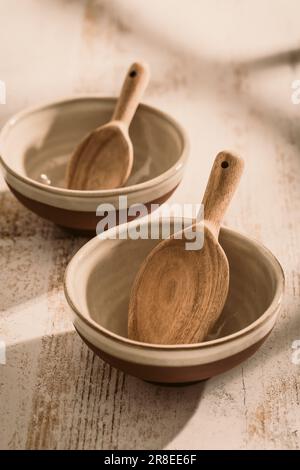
(112, 62), (150, 126)
(129, 70), (137, 78)
(201, 151), (244, 237)
(221, 160), (229, 169)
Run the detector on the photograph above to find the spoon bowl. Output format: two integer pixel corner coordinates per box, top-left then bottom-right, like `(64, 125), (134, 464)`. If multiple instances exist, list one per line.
(128, 226), (229, 344)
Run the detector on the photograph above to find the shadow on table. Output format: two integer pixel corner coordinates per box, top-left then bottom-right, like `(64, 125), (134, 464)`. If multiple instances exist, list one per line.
(0, 190), (87, 312)
(3, 331), (204, 450)
(77, 0), (300, 151)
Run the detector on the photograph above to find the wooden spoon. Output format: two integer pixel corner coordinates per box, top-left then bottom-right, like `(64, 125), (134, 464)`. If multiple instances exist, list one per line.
(128, 151), (244, 345)
(66, 62), (150, 190)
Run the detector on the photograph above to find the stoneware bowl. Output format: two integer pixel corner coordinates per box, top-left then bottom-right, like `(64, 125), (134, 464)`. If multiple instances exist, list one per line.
(64, 217), (284, 384)
(0, 97), (188, 233)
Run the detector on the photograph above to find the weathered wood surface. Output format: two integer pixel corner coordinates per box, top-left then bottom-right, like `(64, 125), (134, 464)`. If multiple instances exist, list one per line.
(0, 0), (299, 449)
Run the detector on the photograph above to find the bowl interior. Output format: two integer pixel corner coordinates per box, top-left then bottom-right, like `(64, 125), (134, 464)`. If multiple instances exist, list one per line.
(69, 221), (281, 343)
(1, 98), (184, 189)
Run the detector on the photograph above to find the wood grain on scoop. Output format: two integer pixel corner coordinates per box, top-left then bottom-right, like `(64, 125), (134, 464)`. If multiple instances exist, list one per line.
(66, 62), (149, 190)
(66, 123), (132, 190)
(128, 151), (244, 345)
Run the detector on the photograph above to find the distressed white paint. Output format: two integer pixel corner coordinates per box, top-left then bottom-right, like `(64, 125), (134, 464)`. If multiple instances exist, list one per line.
(0, 0), (299, 450)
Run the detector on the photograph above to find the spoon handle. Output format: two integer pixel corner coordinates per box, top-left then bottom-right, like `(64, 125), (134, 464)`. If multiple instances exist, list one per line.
(201, 151), (244, 237)
(112, 62), (150, 127)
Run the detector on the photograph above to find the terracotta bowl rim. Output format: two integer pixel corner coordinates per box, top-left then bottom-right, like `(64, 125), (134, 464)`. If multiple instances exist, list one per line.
(64, 219), (285, 351)
(0, 95), (189, 198)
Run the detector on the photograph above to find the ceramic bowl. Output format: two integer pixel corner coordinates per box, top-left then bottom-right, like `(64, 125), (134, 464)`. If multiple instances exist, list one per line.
(0, 97), (188, 233)
(64, 217), (284, 384)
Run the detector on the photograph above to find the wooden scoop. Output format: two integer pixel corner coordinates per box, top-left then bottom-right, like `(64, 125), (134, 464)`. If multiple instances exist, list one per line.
(128, 151), (244, 345)
(66, 62), (150, 190)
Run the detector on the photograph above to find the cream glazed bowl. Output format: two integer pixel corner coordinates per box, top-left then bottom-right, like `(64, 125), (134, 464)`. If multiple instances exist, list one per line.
(0, 96), (188, 233)
(64, 217), (284, 384)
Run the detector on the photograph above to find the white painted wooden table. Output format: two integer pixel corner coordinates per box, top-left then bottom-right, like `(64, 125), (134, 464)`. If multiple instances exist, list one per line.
(0, 0), (299, 450)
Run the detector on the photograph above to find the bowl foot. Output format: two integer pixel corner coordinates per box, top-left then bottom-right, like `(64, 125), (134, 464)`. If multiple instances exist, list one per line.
(144, 379), (207, 387)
